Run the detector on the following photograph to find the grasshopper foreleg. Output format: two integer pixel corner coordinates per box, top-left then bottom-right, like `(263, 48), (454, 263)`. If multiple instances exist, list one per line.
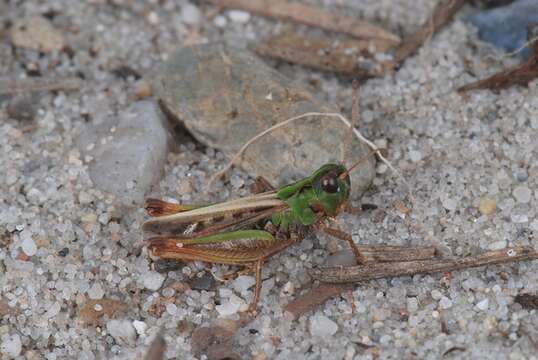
(317, 224), (367, 265)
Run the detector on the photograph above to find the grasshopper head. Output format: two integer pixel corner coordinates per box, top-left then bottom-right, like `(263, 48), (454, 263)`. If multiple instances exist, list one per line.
(311, 163), (351, 216)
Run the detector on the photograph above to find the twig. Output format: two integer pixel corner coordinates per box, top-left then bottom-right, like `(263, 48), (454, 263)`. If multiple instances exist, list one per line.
(312, 246), (538, 283)
(254, 33), (394, 77)
(458, 28), (538, 93)
(207, 0), (400, 44)
(205, 112), (409, 200)
(392, 0), (465, 67)
(0, 77), (82, 95)
(284, 245), (437, 319)
(144, 330), (166, 360)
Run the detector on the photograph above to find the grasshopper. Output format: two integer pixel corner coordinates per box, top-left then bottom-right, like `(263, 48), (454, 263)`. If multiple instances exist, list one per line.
(142, 153), (375, 314)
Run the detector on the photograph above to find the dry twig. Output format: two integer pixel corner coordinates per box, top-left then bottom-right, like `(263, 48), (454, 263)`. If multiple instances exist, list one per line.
(312, 246), (538, 283)
(392, 0), (465, 67)
(284, 245), (437, 319)
(207, 0), (400, 44)
(458, 28), (538, 92)
(254, 33), (394, 77)
(0, 77), (82, 95)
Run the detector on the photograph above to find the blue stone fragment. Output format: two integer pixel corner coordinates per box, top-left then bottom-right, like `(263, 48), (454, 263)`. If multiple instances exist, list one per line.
(469, 0), (538, 59)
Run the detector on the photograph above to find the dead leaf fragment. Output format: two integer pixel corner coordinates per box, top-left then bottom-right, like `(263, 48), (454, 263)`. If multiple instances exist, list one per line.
(79, 298), (128, 326)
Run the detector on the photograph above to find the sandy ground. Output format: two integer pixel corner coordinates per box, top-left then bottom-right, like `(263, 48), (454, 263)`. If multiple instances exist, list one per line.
(1, 1), (538, 359)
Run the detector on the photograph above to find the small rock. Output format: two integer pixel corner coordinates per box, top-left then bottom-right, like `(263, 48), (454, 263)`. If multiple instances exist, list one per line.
(513, 185), (531, 203)
(489, 239), (507, 250)
(80, 212), (97, 224)
(409, 150), (422, 162)
(232, 275), (256, 294)
(78, 191), (94, 205)
(10, 16), (64, 52)
(77, 100), (170, 206)
(132, 80), (153, 100)
(479, 196), (497, 215)
(476, 298), (489, 311)
(511, 213), (529, 223)
(216, 298), (241, 316)
(530, 219), (538, 231)
(441, 197), (457, 211)
(106, 319), (136, 344)
(227, 10), (251, 23)
(132, 320), (147, 336)
(191, 324), (237, 359)
(1, 333), (22, 358)
(431, 289), (443, 300)
(407, 297), (419, 312)
(88, 283), (105, 300)
(310, 315), (338, 337)
(469, 0), (538, 59)
(152, 44), (374, 198)
(141, 271), (166, 291)
(20, 233), (37, 257)
(181, 3), (202, 25)
(439, 296), (452, 309)
(189, 272), (215, 291)
(7, 95), (38, 122)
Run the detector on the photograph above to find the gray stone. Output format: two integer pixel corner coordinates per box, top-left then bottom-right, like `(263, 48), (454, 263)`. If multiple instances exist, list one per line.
(78, 100), (170, 206)
(152, 44), (375, 197)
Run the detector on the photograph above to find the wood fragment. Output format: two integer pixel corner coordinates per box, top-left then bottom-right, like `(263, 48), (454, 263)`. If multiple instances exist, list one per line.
(208, 0), (400, 44)
(312, 246), (538, 283)
(284, 245), (437, 319)
(0, 77), (82, 95)
(254, 32), (395, 77)
(457, 53), (538, 93)
(284, 283), (353, 320)
(392, 0), (465, 67)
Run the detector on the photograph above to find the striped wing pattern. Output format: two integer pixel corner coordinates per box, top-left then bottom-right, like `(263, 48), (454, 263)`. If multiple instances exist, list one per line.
(143, 192), (291, 264)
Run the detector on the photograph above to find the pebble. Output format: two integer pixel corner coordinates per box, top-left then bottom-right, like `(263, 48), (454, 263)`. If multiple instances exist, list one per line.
(488, 240), (507, 251)
(511, 213), (528, 223)
(310, 315), (338, 337)
(431, 290), (443, 300)
(1, 333), (22, 358)
(530, 219), (538, 231)
(232, 275), (256, 294)
(78, 191), (94, 205)
(513, 186), (531, 203)
(476, 299), (489, 311)
(106, 319), (136, 344)
(88, 283), (104, 300)
(407, 297), (419, 312)
(152, 44), (374, 198)
(409, 150), (422, 163)
(228, 10), (251, 23)
(439, 296), (453, 309)
(216, 297), (241, 316)
(469, 0), (538, 59)
(20, 233), (37, 257)
(441, 197), (457, 211)
(7, 95), (37, 122)
(78, 101), (170, 206)
(80, 213), (97, 224)
(479, 196), (497, 215)
(166, 303), (177, 315)
(181, 3), (202, 25)
(10, 16), (64, 52)
(132, 320), (147, 336)
(141, 271), (166, 291)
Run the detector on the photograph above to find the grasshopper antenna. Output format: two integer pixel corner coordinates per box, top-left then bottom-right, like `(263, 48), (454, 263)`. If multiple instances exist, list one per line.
(341, 79), (361, 164)
(339, 149), (379, 180)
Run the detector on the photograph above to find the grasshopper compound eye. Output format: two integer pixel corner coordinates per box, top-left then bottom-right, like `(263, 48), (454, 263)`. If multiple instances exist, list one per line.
(321, 173), (339, 193)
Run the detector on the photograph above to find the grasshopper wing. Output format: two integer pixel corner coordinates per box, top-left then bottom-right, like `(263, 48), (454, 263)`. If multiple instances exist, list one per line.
(143, 192), (287, 238)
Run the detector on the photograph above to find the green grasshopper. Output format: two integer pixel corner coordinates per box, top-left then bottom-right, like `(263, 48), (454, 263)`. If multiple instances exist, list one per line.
(143, 155), (374, 314)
